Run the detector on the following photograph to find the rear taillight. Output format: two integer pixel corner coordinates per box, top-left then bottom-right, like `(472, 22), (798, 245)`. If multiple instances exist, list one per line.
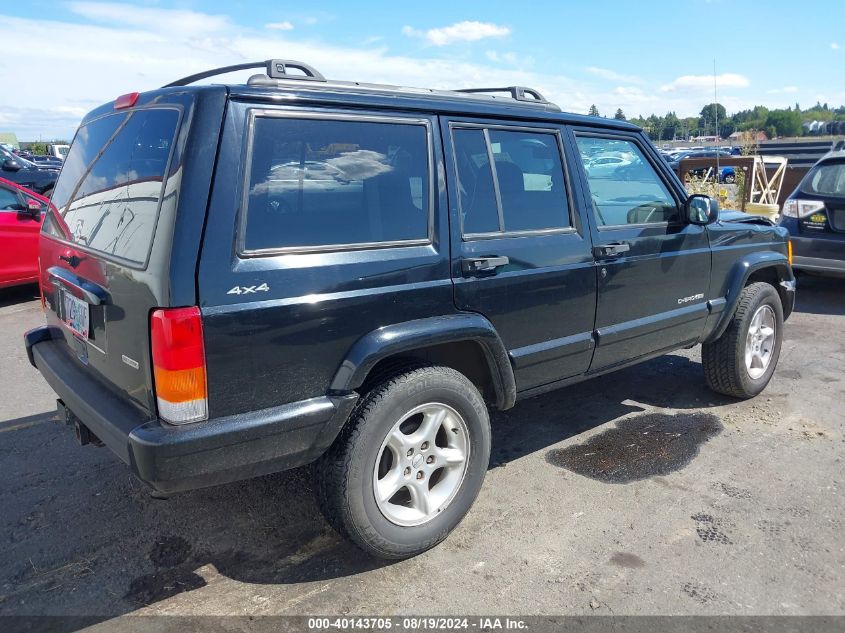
(782, 199), (825, 218)
(150, 307), (208, 425)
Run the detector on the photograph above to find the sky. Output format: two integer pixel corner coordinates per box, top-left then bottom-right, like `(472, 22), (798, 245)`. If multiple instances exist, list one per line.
(2, 0), (843, 140)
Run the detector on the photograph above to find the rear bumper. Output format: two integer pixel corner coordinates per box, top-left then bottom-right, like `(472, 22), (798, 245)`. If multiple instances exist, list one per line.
(25, 327), (358, 493)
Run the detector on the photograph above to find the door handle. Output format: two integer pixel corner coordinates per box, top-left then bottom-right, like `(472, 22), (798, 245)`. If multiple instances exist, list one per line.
(461, 255), (509, 275)
(593, 242), (630, 259)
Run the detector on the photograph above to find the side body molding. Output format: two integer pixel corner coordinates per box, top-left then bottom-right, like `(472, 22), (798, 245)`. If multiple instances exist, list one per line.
(329, 313), (517, 410)
(702, 251), (794, 343)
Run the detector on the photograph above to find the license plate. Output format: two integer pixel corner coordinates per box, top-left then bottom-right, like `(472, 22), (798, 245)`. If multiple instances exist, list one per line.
(62, 291), (90, 340)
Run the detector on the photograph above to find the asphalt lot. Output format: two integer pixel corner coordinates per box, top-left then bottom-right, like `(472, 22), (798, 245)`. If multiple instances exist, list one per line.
(0, 277), (843, 619)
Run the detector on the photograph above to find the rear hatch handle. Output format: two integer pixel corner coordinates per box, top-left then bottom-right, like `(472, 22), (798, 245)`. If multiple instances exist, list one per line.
(47, 266), (111, 305)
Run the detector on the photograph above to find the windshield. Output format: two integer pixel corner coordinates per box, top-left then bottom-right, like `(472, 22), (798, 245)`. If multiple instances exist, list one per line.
(802, 161), (845, 198)
(0, 146), (35, 167)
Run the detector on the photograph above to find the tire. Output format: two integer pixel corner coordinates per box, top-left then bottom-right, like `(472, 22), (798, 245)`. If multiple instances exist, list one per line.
(723, 174), (736, 184)
(315, 365), (491, 559)
(702, 282), (784, 398)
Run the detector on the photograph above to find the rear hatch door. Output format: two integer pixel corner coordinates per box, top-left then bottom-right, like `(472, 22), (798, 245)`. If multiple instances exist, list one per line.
(40, 97), (188, 416)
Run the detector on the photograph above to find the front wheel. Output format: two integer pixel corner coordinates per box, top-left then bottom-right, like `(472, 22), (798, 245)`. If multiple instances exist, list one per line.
(315, 365), (491, 559)
(702, 282), (784, 398)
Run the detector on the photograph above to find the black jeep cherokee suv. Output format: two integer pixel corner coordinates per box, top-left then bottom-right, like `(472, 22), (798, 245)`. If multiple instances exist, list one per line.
(25, 60), (795, 559)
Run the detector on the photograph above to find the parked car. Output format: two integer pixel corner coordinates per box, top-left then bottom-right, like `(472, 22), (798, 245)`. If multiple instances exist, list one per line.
(779, 148), (845, 276)
(585, 154), (632, 177)
(0, 177), (48, 288)
(14, 149), (64, 168)
(666, 149), (736, 183)
(0, 146), (58, 196)
(46, 144), (70, 161)
(29, 155), (64, 168)
(24, 59), (795, 560)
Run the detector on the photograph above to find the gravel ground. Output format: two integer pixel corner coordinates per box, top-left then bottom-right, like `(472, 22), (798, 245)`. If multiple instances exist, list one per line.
(0, 276), (843, 620)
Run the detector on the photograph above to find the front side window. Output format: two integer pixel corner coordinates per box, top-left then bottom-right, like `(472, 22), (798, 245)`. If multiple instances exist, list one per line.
(575, 136), (678, 226)
(452, 125), (570, 236)
(0, 186), (20, 210)
(243, 115), (430, 252)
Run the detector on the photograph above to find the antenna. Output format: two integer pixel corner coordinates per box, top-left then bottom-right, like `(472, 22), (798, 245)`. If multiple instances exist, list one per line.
(714, 58), (720, 179)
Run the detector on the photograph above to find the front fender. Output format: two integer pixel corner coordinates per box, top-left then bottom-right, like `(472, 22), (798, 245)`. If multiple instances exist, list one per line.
(703, 251), (794, 343)
(329, 313), (516, 410)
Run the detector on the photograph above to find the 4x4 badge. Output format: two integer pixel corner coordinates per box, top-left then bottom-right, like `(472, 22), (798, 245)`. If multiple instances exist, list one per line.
(227, 283), (270, 296)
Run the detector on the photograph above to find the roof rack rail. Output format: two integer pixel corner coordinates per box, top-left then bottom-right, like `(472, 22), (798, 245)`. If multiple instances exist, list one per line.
(163, 59), (326, 88)
(454, 86), (552, 105)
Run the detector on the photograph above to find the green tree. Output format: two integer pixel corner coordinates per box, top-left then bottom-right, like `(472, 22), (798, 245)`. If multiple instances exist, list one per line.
(699, 103), (727, 134)
(588, 104), (600, 117)
(661, 112), (681, 140)
(614, 108), (626, 121)
(765, 109), (802, 137)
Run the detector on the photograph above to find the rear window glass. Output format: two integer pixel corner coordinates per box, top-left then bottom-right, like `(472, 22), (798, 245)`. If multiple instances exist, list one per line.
(243, 115), (430, 252)
(803, 162), (845, 197)
(452, 126), (570, 236)
(488, 129), (570, 232)
(49, 108), (180, 265)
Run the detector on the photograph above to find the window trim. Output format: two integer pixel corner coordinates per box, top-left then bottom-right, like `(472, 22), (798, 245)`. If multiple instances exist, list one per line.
(573, 130), (684, 230)
(237, 109), (435, 257)
(448, 121), (576, 241)
(43, 105), (184, 271)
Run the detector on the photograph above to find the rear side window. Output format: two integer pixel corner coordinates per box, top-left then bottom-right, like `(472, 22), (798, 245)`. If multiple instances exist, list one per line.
(803, 162), (845, 197)
(49, 108), (180, 266)
(242, 114), (431, 253)
(451, 125), (570, 236)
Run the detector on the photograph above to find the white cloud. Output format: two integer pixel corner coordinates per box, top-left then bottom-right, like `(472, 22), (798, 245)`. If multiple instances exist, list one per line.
(68, 1), (231, 35)
(0, 5), (821, 139)
(768, 86), (799, 94)
(484, 50), (534, 68)
(403, 21), (510, 46)
(265, 21), (294, 31)
(585, 66), (642, 84)
(661, 73), (749, 92)
(832, 42), (840, 50)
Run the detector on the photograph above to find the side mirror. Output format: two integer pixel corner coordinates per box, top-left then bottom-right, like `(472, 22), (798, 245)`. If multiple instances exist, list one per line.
(25, 197), (45, 216)
(686, 194), (719, 225)
(2, 158), (22, 172)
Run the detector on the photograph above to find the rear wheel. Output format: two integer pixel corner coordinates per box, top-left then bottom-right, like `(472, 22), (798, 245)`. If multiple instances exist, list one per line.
(702, 282), (784, 398)
(315, 365), (490, 559)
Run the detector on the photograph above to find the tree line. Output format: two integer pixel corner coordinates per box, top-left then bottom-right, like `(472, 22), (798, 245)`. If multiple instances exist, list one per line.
(587, 102), (845, 141)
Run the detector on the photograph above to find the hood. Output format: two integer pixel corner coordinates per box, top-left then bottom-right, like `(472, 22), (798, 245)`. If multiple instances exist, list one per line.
(718, 209), (775, 226)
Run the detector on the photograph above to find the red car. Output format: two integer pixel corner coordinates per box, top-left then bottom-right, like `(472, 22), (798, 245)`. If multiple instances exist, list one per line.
(0, 177), (49, 288)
